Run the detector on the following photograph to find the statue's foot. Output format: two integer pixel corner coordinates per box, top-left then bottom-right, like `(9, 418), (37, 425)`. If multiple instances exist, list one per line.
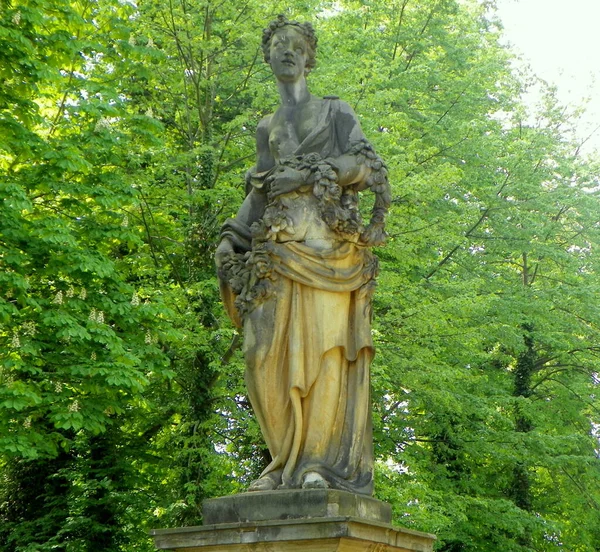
(248, 476), (277, 492)
(302, 471), (328, 489)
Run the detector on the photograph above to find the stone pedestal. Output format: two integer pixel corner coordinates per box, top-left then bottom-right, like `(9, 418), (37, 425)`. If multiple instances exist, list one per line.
(150, 490), (435, 552)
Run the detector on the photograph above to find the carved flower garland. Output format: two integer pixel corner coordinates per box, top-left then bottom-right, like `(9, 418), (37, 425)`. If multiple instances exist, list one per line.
(219, 141), (390, 317)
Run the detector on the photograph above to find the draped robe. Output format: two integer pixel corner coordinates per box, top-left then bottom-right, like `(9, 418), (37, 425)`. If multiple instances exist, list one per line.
(219, 98), (378, 495)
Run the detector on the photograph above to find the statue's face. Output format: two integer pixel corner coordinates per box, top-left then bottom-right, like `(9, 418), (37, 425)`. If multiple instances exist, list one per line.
(269, 26), (308, 82)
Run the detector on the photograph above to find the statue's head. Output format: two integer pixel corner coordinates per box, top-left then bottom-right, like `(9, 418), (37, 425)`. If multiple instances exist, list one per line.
(262, 14), (317, 75)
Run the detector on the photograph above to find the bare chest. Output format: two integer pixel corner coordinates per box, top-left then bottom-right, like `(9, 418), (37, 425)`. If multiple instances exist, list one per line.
(268, 101), (323, 159)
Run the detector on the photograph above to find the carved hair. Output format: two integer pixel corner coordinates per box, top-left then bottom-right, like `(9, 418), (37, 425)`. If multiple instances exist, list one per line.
(262, 14), (317, 74)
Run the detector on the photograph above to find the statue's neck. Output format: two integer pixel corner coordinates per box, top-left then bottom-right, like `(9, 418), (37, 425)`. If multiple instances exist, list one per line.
(277, 79), (310, 107)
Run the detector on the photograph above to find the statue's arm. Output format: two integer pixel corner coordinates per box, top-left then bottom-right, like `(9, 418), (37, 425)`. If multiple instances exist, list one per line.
(216, 118), (272, 264)
(239, 116), (273, 226)
(327, 100), (376, 189)
(254, 116), (275, 174)
(330, 99), (390, 246)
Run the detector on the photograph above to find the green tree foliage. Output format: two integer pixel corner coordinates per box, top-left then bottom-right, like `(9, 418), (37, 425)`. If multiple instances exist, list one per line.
(0, 0), (175, 549)
(1, 0), (599, 551)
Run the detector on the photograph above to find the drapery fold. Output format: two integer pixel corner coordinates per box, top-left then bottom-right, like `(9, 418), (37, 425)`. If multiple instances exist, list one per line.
(243, 241), (374, 494)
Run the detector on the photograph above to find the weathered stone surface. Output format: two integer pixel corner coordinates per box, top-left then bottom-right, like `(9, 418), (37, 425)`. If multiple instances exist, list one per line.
(214, 15), (391, 495)
(202, 489), (392, 525)
(150, 517), (436, 552)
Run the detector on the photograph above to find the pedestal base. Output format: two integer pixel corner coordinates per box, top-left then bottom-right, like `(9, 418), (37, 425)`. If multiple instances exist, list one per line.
(150, 490), (435, 552)
(203, 489), (392, 524)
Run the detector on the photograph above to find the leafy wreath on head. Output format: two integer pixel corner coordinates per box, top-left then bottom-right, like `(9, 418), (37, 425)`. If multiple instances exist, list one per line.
(262, 14), (318, 75)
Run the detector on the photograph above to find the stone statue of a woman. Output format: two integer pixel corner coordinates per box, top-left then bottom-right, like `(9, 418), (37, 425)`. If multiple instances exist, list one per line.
(215, 15), (390, 496)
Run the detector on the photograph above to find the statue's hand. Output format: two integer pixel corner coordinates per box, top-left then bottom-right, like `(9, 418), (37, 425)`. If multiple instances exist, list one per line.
(215, 238), (234, 269)
(267, 166), (308, 198)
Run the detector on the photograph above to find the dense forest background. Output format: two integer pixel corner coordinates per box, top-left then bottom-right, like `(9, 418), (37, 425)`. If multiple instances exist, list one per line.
(1, 0), (599, 550)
